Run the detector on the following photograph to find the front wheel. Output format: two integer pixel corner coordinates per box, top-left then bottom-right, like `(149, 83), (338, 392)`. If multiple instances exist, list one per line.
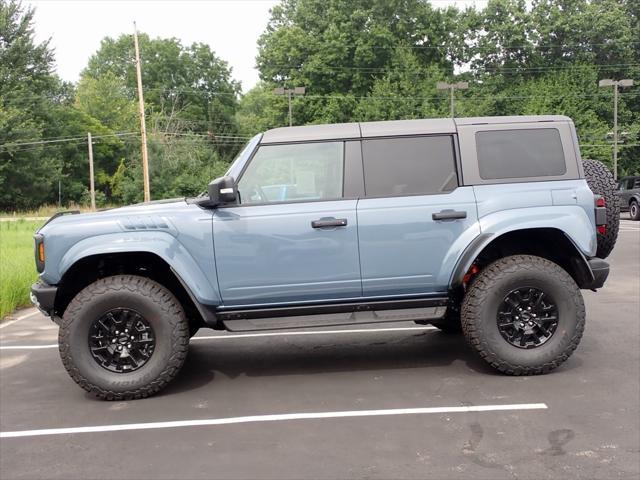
(461, 255), (585, 375)
(59, 275), (189, 400)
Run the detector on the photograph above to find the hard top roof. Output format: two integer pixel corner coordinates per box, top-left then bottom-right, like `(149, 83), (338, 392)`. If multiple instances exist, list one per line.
(259, 115), (572, 144)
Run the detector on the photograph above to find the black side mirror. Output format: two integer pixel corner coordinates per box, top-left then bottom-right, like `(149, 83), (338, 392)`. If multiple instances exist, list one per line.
(208, 176), (238, 206)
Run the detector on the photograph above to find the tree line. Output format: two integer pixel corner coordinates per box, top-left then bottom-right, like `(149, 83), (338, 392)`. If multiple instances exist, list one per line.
(1, 0), (638, 211)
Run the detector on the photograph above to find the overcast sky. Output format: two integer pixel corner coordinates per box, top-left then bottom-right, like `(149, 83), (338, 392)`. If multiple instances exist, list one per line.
(26, 0), (488, 92)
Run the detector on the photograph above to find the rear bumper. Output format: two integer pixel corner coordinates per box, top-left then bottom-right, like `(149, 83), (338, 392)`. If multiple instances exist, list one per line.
(30, 282), (57, 316)
(584, 258), (609, 290)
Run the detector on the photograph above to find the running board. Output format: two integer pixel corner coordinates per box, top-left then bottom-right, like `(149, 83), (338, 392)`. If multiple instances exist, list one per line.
(219, 298), (448, 332)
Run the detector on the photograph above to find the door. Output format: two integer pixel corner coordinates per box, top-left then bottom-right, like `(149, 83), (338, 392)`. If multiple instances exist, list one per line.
(357, 135), (480, 297)
(213, 141), (362, 306)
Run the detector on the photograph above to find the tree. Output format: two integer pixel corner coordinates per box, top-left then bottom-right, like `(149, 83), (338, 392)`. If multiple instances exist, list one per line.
(256, 0), (462, 125)
(0, 0), (61, 209)
(82, 35), (241, 137)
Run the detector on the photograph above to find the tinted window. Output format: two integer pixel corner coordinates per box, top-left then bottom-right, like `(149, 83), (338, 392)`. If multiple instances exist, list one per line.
(237, 142), (343, 204)
(476, 128), (566, 180)
(362, 136), (457, 197)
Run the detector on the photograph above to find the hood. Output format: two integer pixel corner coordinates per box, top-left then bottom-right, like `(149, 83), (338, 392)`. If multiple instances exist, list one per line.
(38, 198), (188, 235)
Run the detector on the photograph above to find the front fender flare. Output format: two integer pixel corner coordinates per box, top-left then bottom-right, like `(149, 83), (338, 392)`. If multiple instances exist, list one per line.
(58, 231), (221, 305)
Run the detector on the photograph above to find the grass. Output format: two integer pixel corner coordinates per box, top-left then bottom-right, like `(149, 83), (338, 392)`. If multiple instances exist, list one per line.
(0, 203), (120, 218)
(0, 220), (43, 319)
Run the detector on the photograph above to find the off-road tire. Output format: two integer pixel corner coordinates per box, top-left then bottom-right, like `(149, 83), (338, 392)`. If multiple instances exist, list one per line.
(59, 275), (189, 400)
(461, 255), (585, 375)
(630, 200), (640, 221)
(582, 159), (620, 258)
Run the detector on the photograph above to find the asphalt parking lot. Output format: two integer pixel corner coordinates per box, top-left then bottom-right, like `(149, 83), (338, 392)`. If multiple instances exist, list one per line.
(1, 219), (639, 480)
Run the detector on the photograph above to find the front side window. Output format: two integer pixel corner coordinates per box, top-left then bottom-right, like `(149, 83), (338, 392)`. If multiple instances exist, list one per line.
(361, 136), (458, 197)
(237, 142), (344, 205)
(476, 128), (566, 180)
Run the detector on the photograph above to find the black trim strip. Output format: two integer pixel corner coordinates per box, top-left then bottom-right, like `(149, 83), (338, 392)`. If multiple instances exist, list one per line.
(217, 297), (448, 321)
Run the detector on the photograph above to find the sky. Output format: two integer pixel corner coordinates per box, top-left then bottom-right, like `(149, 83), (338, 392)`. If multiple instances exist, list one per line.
(26, 0), (488, 93)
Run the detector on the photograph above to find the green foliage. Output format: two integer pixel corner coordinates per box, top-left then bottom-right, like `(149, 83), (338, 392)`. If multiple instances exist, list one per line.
(0, 220), (42, 318)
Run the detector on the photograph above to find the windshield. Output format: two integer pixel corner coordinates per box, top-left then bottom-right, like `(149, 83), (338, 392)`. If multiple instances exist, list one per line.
(225, 134), (262, 179)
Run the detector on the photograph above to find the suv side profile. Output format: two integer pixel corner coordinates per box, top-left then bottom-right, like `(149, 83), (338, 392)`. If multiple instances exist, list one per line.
(31, 115), (617, 400)
(617, 176), (640, 220)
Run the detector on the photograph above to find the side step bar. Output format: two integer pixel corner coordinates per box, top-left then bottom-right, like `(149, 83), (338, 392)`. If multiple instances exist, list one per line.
(219, 297), (448, 332)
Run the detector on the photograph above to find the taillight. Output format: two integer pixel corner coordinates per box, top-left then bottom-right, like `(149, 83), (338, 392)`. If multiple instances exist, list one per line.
(596, 197), (605, 208)
(597, 225), (606, 235)
(463, 264), (480, 284)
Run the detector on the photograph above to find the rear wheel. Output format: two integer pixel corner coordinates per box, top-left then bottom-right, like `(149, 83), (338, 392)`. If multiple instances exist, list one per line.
(582, 159), (620, 258)
(461, 255), (585, 375)
(630, 200), (640, 221)
(59, 275), (189, 400)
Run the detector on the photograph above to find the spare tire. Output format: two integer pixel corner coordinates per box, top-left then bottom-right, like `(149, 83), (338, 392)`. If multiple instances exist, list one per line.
(582, 159), (620, 259)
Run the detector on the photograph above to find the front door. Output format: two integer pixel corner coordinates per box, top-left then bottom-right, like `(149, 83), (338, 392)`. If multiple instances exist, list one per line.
(356, 135), (480, 297)
(213, 141), (362, 306)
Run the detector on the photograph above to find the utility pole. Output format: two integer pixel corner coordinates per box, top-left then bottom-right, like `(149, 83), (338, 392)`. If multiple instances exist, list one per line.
(273, 87), (306, 126)
(133, 22), (151, 201)
(436, 81), (469, 117)
(599, 78), (634, 180)
(87, 132), (96, 211)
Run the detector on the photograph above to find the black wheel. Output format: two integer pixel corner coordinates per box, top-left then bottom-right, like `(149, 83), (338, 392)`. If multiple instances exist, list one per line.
(630, 200), (640, 221)
(582, 159), (620, 258)
(59, 275), (189, 400)
(461, 255), (585, 375)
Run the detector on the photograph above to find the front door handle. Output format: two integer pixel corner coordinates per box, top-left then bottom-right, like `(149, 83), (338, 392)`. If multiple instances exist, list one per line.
(311, 218), (348, 228)
(432, 210), (467, 221)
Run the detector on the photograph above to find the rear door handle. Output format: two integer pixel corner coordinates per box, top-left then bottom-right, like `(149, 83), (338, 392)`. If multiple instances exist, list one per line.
(311, 218), (348, 228)
(432, 210), (467, 221)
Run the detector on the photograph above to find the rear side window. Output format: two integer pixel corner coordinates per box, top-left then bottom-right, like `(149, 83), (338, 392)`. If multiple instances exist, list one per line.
(476, 128), (566, 180)
(362, 136), (457, 197)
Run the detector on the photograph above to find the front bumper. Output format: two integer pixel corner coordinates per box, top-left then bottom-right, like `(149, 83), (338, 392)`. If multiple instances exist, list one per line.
(30, 282), (57, 316)
(584, 258), (610, 290)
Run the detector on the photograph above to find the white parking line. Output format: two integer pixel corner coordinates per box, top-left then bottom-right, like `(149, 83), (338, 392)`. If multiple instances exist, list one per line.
(0, 326), (437, 350)
(0, 344), (57, 350)
(0, 310), (40, 330)
(0, 403), (548, 438)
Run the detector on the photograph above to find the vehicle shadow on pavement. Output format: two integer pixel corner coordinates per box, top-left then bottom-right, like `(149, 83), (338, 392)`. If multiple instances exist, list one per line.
(161, 331), (508, 396)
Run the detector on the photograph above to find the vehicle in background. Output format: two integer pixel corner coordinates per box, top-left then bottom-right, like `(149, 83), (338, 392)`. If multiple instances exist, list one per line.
(617, 176), (640, 220)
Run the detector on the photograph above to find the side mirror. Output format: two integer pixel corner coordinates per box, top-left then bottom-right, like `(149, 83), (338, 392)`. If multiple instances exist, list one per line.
(208, 176), (238, 206)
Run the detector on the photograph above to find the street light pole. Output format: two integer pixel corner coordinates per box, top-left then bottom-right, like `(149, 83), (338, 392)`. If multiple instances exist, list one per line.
(599, 78), (634, 180)
(437, 81), (469, 117)
(273, 87), (306, 126)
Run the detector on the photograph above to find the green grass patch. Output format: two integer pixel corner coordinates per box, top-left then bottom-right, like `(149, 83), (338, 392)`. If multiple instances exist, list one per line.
(0, 220), (43, 319)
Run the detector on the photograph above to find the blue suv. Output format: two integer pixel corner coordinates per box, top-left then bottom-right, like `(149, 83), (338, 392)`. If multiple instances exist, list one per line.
(31, 115), (618, 399)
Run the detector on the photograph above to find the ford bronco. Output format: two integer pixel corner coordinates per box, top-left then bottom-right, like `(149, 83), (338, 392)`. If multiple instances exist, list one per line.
(31, 115), (619, 400)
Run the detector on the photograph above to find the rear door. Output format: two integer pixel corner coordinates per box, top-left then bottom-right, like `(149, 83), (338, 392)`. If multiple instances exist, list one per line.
(356, 135), (479, 297)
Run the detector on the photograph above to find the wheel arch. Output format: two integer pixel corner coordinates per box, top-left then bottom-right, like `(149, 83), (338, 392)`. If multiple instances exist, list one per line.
(54, 251), (219, 329)
(450, 227), (594, 290)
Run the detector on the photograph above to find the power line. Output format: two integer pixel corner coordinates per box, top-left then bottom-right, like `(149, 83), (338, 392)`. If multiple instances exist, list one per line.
(367, 41), (640, 51)
(261, 63), (640, 73)
(0, 132), (140, 150)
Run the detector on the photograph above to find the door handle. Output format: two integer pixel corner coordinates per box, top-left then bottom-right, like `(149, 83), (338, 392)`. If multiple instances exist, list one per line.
(432, 210), (467, 221)
(311, 218), (348, 228)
